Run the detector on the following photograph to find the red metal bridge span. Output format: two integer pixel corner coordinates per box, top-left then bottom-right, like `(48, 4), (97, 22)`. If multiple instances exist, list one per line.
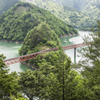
(4, 43), (86, 65)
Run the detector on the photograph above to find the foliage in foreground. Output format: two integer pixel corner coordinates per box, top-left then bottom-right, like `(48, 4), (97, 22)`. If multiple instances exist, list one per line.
(19, 50), (84, 100)
(0, 54), (19, 100)
(0, 51), (84, 100)
(75, 21), (100, 99)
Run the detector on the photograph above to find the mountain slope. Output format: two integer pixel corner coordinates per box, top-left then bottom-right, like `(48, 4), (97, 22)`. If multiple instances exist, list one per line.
(0, 0), (99, 30)
(21, 0), (96, 29)
(0, 2), (77, 42)
(0, 0), (19, 15)
(19, 22), (60, 55)
(50, 0), (100, 21)
(83, 0), (100, 20)
(44, 0), (91, 11)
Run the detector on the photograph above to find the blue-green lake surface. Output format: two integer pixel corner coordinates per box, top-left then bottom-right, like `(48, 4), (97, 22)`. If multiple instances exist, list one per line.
(0, 31), (92, 73)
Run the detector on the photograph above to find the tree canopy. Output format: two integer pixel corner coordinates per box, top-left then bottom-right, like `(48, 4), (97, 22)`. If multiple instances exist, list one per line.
(19, 49), (84, 100)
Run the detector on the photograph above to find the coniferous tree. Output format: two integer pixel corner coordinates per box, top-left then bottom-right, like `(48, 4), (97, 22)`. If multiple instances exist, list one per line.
(39, 50), (84, 100)
(0, 54), (19, 99)
(19, 69), (47, 100)
(77, 21), (100, 99)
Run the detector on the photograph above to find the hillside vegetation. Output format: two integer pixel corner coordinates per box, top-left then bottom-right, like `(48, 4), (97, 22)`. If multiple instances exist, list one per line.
(1, 22), (100, 100)
(49, 0), (100, 21)
(0, 0), (98, 30)
(22, 0), (90, 11)
(19, 22), (63, 69)
(49, 0), (100, 22)
(83, 0), (100, 20)
(19, 22), (60, 55)
(0, 2), (77, 42)
(21, 0), (97, 29)
(49, 0), (90, 11)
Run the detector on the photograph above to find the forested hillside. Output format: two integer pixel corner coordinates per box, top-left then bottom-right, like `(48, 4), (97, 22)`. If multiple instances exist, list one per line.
(0, 0), (19, 15)
(49, 0), (100, 21)
(0, 0), (99, 30)
(0, 2), (77, 42)
(83, 0), (100, 20)
(81, 0), (100, 30)
(21, 0), (96, 29)
(1, 21), (100, 100)
(19, 22), (60, 55)
(19, 22), (62, 69)
(48, 0), (90, 11)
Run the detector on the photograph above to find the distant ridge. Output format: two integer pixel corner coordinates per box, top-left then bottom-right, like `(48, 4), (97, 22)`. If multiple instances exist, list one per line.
(21, 0), (97, 29)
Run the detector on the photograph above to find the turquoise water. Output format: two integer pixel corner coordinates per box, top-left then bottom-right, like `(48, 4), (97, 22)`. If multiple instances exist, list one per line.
(0, 41), (32, 73)
(60, 31), (92, 62)
(0, 31), (92, 72)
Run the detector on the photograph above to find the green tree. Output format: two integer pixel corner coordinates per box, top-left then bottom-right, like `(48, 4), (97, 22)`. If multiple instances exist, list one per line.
(39, 50), (84, 100)
(19, 70), (47, 100)
(0, 54), (19, 99)
(18, 49), (84, 100)
(77, 21), (100, 99)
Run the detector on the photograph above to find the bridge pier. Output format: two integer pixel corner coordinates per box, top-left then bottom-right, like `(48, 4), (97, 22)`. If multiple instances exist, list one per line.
(74, 48), (76, 63)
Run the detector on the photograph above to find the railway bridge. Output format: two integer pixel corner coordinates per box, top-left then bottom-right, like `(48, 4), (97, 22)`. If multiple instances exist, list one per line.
(4, 43), (86, 65)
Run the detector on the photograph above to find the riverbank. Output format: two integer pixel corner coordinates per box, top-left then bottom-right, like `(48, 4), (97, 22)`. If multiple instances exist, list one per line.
(59, 33), (79, 38)
(0, 40), (23, 44)
(0, 33), (79, 43)
(21, 62), (39, 70)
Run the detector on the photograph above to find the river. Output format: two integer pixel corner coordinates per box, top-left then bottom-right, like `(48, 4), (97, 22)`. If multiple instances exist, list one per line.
(0, 31), (92, 73)
(0, 42), (32, 73)
(60, 30), (92, 63)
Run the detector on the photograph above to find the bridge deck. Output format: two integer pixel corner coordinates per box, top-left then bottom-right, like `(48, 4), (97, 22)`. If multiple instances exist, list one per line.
(4, 43), (86, 65)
